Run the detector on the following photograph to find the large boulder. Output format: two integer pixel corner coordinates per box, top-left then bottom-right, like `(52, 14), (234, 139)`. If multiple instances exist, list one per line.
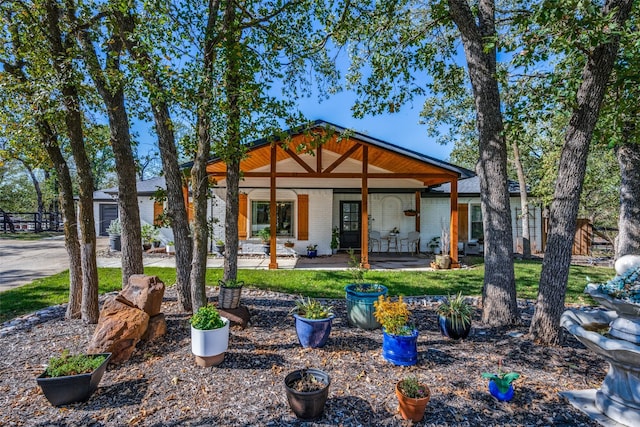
(142, 313), (167, 342)
(120, 275), (165, 317)
(87, 295), (149, 364)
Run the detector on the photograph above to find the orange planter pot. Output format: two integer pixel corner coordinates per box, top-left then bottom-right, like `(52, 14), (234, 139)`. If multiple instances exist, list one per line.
(395, 382), (431, 422)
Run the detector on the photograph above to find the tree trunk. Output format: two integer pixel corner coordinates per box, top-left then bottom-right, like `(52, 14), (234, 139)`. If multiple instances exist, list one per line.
(223, 18), (242, 283)
(529, 0), (634, 345)
(113, 10), (193, 311)
(45, 0), (99, 323)
(20, 161), (44, 233)
(448, 0), (519, 326)
(615, 142), (640, 257)
(190, 0), (222, 311)
(77, 25), (143, 289)
(512, 141), (531, 258)
(38, 119), (83, 319)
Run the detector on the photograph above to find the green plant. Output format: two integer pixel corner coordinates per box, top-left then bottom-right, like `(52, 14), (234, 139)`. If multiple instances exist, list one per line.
(44, 350), (107, 378)
(482, 361), (520, 394)
(374, 295), (412, 335)
(215, 239), (225, 246)
(437, 292), (473, 331)
(219, 278), (244, 288)
(347, 248), (365, 284)
(291, 296), (333, 319)
(307, 244), (317, 251)
(167, 241), (174, 246)
(190, 305), (226, 330)
(331, 227), (340, 250)
(106, 218), (121, 235)
(258, 227), (271, 243)
(141, 224), (159, 243)
(398, 376), (430, 399)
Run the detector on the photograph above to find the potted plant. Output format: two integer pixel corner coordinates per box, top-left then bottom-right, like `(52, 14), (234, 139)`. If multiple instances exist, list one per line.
(290, 297), (335, 348)
(218, 278), (244, 309)
(258, 227), (271, 255)
(374, 295), (418, 366)
(284, 240), (295, 248)
(141, 224), (159, 251)
(403, 209), (417, 217)
(395, 376), (431, 421)
(330, 227), (340, 254)
(345, 249), (388, 329)
(166, 240), (175, 254)
(190, 304), (230, 367)
(107, 218), (121, 251)
(390, 226), (400, 235)
(306, 244), (318, 258)
(437, 292), (473, 340)
(284, 368), (331, 420)
(482, 361), (520, 402)
(215, 239), (225, 255)
(36, 350), (112, 406)
(435, 228), (451, 269)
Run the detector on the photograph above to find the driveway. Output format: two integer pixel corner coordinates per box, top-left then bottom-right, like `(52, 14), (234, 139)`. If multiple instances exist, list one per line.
(0, 237), (69, 292)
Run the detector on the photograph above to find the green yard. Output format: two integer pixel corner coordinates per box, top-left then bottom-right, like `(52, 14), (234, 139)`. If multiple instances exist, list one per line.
(0, 261), (613, 324)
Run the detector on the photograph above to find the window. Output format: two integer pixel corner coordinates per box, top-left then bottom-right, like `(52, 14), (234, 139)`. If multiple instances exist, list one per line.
(251, 201), (293, 237)
(471, 205), (484, 241)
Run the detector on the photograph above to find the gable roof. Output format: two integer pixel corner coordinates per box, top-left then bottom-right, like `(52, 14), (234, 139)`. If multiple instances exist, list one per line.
(428, 176), (523, 196)
(99, 176), (166, 196)
(203, 120), (474, 188)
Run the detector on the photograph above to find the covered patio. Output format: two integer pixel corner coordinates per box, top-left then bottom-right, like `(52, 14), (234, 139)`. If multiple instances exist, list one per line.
(204, 121), (473, 269)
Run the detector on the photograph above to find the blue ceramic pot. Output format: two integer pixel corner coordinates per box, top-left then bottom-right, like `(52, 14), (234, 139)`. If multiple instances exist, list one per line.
(307, 250), (317, 258)
(345, 283), (388, 329)
(294, 314), (334, 348)
(488, 380), (515, 402)
(382, 329), (418, 366)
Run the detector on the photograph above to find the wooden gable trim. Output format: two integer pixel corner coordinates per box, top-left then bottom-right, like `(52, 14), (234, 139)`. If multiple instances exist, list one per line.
(323, 143), (361, 173)
(279, 145), (315, 174)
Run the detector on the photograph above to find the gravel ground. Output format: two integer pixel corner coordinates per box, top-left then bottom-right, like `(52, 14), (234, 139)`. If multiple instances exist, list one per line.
(0, 286), (606, 426)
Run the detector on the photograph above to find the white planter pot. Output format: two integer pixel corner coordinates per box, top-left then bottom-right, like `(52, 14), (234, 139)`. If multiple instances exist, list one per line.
(166, 245), (175, 254)
(190, 317), (230, 357)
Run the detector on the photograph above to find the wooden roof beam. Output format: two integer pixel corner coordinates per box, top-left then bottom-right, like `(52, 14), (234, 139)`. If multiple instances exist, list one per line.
(323, 143), (361, 173)
(278, 145), (315, 174)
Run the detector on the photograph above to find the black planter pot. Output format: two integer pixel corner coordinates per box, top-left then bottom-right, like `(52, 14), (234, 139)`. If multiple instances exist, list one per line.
(284, 368), (331, 420)
(109, 234), (121, 251)
(438, 315), (471, 340)
(262, 243), (270, 255)
(215, 244), (225, 255)
(36, 353), (111, 406)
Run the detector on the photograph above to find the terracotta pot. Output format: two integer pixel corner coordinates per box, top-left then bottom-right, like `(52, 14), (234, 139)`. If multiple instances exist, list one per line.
(395, 381), (431, 422)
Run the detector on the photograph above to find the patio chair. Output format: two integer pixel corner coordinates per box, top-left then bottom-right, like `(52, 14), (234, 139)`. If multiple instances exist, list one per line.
(369, 230), (382, 253)
(400, 231), (421, 255)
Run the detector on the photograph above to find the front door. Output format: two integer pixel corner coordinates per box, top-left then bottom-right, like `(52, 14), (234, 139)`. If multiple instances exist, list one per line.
(340, 201), (361, 250)
(99, 204), (119, 236)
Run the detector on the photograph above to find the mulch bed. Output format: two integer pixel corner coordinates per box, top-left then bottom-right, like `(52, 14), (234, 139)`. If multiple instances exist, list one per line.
(0, 287), (605, 426)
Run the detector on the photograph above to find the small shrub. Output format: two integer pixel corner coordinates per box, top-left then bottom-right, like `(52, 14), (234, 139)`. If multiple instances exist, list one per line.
(374, 295), (412, 335)
(398, 376), (430, 399)
(44, 350), (107, 378)
(291, 296), (333, 319)
(437, 292), (472, 331)
(190, 305), (225, 330)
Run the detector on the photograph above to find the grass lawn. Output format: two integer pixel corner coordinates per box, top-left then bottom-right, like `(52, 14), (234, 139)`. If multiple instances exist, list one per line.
(0, 231), (64, 240)
(0, 260), (614, 324)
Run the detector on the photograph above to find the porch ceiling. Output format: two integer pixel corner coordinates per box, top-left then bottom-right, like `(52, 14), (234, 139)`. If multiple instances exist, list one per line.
(206, 125), (462, 187)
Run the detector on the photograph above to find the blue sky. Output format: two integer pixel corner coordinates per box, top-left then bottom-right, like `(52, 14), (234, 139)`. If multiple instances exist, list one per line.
(134, 91), (454, 163)
(294, 91), (454, 161)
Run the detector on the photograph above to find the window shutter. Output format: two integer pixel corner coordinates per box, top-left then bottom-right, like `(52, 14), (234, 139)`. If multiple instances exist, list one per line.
(298, 194), (309, 240)
(238, 193), (248, 240)
(153, 201), (164, 226)
(182, 185), (193, 223)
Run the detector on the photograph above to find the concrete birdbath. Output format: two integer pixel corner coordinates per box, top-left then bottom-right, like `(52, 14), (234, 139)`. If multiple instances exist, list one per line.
(560, 255), (640, 427)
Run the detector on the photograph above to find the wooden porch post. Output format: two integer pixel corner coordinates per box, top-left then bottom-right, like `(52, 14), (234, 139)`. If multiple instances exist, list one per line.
(361, 146), (370, 268)
(450, 178), (459, 268)
(269, 144), (278, 269)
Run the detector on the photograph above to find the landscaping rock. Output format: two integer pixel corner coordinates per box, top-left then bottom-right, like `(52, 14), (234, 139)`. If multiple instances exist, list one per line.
(87, 294), (149, 364)
(218, 306), (251, 329)
(143, 313), (167, 341)
(120, 275), (165, 317)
